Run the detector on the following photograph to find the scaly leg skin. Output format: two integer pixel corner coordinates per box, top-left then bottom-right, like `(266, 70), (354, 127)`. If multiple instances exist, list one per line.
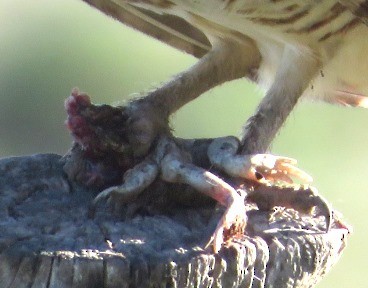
(157, 137), (247, 252)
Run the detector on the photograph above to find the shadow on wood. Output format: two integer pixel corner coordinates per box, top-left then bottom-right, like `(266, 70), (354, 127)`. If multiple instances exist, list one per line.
(0, 153), (348, 287)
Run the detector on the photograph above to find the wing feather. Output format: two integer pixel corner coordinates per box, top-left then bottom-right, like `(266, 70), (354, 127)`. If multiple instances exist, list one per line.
(82, 0), (211, 58)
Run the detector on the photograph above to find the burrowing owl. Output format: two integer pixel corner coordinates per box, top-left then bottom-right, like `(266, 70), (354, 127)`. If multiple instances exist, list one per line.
(76, 0), (365, 251)
(82, 0), (368, 153)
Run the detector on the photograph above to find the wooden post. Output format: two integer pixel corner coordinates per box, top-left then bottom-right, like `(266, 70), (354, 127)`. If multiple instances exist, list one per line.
(0, 153), (348, 287)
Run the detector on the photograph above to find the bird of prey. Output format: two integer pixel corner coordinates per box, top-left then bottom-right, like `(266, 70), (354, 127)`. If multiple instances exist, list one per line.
(74, 0), (367, 251)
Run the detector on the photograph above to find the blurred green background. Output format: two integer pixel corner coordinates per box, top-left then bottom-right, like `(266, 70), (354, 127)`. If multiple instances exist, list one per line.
(1, 1), (367, 286)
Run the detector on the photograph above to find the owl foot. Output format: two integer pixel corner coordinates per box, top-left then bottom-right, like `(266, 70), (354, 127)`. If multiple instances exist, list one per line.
(63, 90), (331, 252)
(92, 135), (248, 253)
(208, 136), (313, 184)
(90, 135), (331, 252)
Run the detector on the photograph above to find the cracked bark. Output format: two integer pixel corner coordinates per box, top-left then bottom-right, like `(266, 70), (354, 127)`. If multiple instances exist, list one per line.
(0, 153), (348, 288)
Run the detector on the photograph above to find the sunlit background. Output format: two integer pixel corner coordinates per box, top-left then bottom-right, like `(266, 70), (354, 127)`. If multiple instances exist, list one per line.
(1, 1), (367, 286)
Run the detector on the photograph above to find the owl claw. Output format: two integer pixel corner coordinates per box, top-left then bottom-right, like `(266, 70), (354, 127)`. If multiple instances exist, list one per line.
(206, 199), (247, 253)
(208, 136), (312, 184)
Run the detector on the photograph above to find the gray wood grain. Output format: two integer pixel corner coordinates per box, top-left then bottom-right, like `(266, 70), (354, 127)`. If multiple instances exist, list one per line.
(0, 154), (348, 287)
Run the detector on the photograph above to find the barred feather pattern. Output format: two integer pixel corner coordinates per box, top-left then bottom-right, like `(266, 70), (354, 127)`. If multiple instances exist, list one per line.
(111, 0), (368, 107)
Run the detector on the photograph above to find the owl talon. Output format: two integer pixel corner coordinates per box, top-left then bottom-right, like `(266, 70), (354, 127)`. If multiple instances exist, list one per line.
(206, 199), (247, 253)
(208, 136), (312, 184)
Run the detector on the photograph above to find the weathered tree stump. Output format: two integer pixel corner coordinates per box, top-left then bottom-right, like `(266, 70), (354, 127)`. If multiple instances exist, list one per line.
(0, 153), (348, 287)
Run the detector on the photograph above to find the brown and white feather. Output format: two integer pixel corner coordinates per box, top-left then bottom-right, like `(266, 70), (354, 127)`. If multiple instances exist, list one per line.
(83, 0), (368, 108)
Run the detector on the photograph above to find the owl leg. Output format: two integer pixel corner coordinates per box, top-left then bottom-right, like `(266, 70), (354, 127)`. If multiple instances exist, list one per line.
(200, 48), (322, 185)
(64, 39), (260, 187)
(204, 50), (331, 238)
(240, 48), (320, 154)
(233, 49), (332, 229)
(123, 39), (261, 157)
(66, 43), (331, 252)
